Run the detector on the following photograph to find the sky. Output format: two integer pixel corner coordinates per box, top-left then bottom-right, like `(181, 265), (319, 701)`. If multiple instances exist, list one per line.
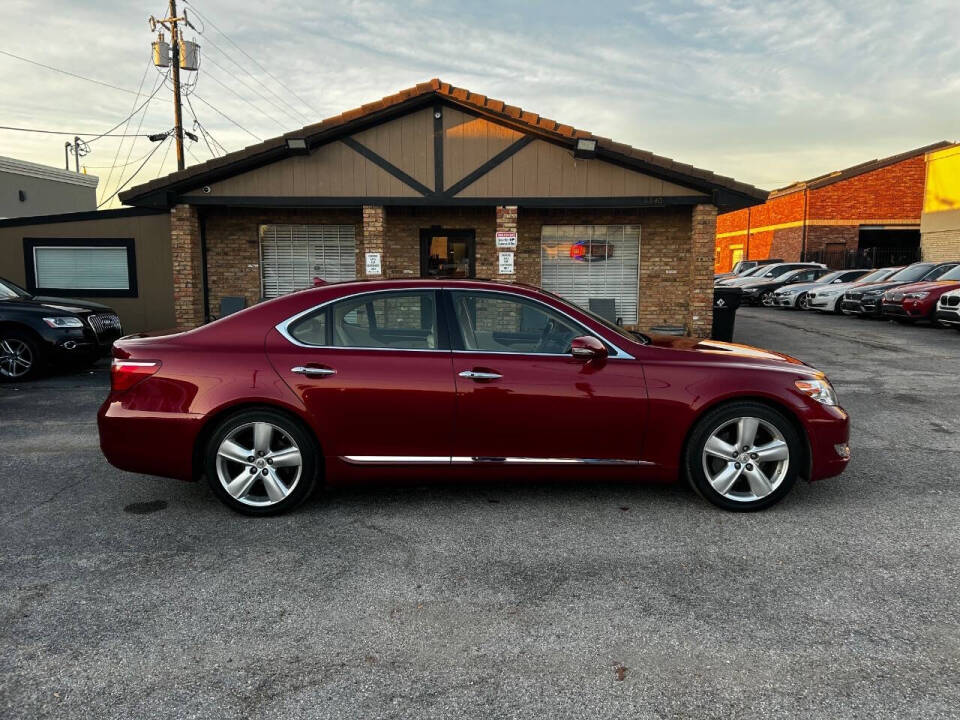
(2, 0), (958, 208)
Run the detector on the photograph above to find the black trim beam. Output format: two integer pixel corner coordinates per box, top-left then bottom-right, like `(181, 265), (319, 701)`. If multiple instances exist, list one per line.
(433, 104), (444, 193)
(180, 195), (709, 208)
(340, 137), (434, 196)
(0, 207), (166, 229)
(443, 136), (535, 198)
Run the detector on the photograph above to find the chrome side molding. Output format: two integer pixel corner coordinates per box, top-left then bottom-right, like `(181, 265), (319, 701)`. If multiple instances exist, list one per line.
(342, 455), (653, 466)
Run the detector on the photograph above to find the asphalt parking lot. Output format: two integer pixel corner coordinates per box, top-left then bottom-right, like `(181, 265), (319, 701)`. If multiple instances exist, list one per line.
(2, 307), (959, 719)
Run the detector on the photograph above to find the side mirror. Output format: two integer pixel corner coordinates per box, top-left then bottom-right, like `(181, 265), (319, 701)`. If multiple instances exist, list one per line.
(570, 336), (608, 360)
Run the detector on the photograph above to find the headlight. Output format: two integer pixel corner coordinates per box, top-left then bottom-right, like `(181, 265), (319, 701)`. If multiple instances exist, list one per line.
(904, 292), (930, 299)
(795, 377), (837, 406)
(43, 316), (84, 328)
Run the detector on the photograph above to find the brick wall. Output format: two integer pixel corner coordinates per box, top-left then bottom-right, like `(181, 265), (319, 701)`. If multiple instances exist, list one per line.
(495, 205), (519, 281)
(202, 207), (361, 316)
(807, 155), (927, 219)
(170, 203), (204, 329)
(689, 204), (717, 337)
(804, 225), (859, 254)
(922, 229), (960, 261)
(383, 206), (498, 279)
(360, 205), (385, 278)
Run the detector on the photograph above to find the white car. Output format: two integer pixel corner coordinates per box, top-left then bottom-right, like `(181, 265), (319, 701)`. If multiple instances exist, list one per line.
(936, 287), (960, 328)
(806, 267), (902, 313)
(772, 269), (871, 309)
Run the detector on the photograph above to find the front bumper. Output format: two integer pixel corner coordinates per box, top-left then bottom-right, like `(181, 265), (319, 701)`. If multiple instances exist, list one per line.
(808, 293), (840, 310)
(841, 297), (882, 316)
(806, 403), (851, 482)
(936, 308), (960, 328)
(774, 294), (801, 308)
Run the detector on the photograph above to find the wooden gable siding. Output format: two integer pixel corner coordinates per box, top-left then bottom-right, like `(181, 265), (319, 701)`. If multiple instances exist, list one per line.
(183, 104), (707, 201)
(453, 138), (707, 199)
(442, 107), (524, 190)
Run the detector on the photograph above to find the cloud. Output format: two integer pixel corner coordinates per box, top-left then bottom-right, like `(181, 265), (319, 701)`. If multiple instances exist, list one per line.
(1, 0), (956, 207)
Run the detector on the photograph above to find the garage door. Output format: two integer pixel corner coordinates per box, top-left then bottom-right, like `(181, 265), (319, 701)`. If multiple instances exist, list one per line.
(260, 224), (356, 298)
(540, 225), (640, 323)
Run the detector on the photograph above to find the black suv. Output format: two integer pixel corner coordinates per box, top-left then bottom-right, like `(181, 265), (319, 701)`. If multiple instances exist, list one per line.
(840, 262), (959, 317)
(0, 277), (122, 381)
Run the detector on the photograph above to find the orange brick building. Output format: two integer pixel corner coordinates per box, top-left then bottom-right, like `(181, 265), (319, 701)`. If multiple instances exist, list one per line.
(715, 142), (952, 272)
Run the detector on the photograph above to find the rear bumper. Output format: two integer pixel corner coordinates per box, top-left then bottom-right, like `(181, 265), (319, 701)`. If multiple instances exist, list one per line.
(97, 398), (202, 481)
(806, 404), (851, 482)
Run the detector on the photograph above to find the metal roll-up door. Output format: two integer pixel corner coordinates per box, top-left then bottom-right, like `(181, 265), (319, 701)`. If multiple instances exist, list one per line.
(260, 224), (357, 298)
(540, 224), (640, 323)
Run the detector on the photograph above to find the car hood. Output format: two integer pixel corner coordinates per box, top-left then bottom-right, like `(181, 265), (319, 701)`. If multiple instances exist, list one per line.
(847, 280), (909, 294)
(647, 334), (810, 368)
(888, 280), (960, 295)
(0, 295), (114, 314)
(775, 281), (826, 293)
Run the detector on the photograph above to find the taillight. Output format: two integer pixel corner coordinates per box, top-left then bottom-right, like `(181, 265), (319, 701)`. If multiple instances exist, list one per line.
(111, 360), (161, 392)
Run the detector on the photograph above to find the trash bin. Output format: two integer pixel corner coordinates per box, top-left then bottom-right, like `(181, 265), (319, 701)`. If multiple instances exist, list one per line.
(712, 287), (743, 342)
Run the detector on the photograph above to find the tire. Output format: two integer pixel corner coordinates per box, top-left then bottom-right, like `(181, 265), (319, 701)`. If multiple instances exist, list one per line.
(204, 408), (320, 516)
(685, 401), (803, 512)
(0, 329), (43, 382)
(797, 292), (810, 310)
(759, 291), (774, 307)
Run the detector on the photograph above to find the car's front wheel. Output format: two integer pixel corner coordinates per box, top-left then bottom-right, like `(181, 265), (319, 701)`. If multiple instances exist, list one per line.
(685, 401), (802, 511)
(797, 292), (810, 310)
(0, 330), (42, 382)
(204, 409), (319, 516)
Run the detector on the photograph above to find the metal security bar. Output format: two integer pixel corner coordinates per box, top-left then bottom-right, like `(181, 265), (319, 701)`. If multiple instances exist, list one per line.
(259, 224), (356, 298)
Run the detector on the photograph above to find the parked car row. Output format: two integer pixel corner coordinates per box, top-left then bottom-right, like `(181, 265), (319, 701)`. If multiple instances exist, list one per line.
(717, 260), (960, 329)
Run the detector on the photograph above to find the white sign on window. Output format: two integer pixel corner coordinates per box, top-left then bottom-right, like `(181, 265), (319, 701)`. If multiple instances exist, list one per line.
(365, 252), (382, 275)
(498, 251), (515, 274)
(496, 231), (518, 249)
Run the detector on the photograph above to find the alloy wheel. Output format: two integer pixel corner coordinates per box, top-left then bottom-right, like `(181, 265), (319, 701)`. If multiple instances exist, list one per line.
(215, 421), (303, 507)
(798, 293), (810, 310)
(701, 416), (790, 502)
(0, 338), (33, 379)
(761, 292), (774, 306)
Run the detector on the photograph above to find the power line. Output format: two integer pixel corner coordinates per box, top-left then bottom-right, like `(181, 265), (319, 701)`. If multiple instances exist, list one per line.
(0, 50), (138, 95)
(83, 148), (161, 169)
(199, 53), (300, 128)
(191, 93), (262, 142)
(182, 1), (317, 116)
(201, 64), (290, 131)
(100, 62), (154, 206)
(0, 125), (152, 138)
(183, 92), (223, 156)
(155, 135), (174, 177)
(96, 138), (168, 208)
(184, 19), (310, 126)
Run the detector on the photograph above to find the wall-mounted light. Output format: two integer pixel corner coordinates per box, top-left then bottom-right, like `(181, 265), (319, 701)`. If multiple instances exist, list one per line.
(286, 138), (309, 155)
(574, 138), (598, 159)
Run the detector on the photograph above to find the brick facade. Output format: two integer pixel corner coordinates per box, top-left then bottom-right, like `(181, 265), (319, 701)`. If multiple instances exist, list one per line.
(714, 152), (930, 272)
(170, 204), (204, 329)
(922, 230), (960, 261)
(171, 203), (719, 336)
(359, 205), (385, 278)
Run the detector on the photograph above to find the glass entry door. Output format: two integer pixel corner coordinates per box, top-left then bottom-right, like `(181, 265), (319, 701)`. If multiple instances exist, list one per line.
(420, 229), (476, 278)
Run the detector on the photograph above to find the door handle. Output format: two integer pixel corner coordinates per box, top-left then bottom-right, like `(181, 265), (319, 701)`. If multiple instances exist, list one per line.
(291, 365), (336, 377)
(458, 370), (502, 380)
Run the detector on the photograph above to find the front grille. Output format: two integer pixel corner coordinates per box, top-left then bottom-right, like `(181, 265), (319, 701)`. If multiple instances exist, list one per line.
(846, 292), (862, 301)
(87, 313), (122, 337)
(944, 295), (960, 307)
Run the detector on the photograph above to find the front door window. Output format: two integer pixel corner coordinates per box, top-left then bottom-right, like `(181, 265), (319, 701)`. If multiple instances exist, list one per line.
(421, 229), (475, 278)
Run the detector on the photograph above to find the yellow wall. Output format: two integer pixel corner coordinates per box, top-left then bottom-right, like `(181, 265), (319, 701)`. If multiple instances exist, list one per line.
(923, 144), (960, 214)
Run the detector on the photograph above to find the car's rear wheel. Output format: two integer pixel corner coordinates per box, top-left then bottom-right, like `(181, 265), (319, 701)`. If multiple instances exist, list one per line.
(685, 402), (802, 511)
(0, 330), (42, 382)
(204, 409), (319, 516)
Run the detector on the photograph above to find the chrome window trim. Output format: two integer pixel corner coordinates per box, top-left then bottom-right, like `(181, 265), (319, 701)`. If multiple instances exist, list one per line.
(275, 287), (445, 350)
(343, 455), (653, 466)
(275, 286), (635, 359)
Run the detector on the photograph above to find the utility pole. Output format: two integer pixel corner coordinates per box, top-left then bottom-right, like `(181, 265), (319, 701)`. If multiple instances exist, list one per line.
(74, 136), (81, 173)
(64, 142), (71, 171)
(150, 0), (195, 171)
(168, 0), (185, 170)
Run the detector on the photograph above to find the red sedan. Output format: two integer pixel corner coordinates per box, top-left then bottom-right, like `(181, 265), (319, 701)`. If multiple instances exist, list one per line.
(98, 279), (850, 515)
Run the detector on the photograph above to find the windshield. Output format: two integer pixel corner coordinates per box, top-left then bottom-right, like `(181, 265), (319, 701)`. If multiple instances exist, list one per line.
(817, 271), (846, 284)
(939, 266), (960, 281)
(923, 264), (958, 280)
(858, 268), (893, 283)
(762, 265), (801, 278)
(738, 265), (767, 278)
(890, 263), (937, 283)
(0, 277), (30, 299)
